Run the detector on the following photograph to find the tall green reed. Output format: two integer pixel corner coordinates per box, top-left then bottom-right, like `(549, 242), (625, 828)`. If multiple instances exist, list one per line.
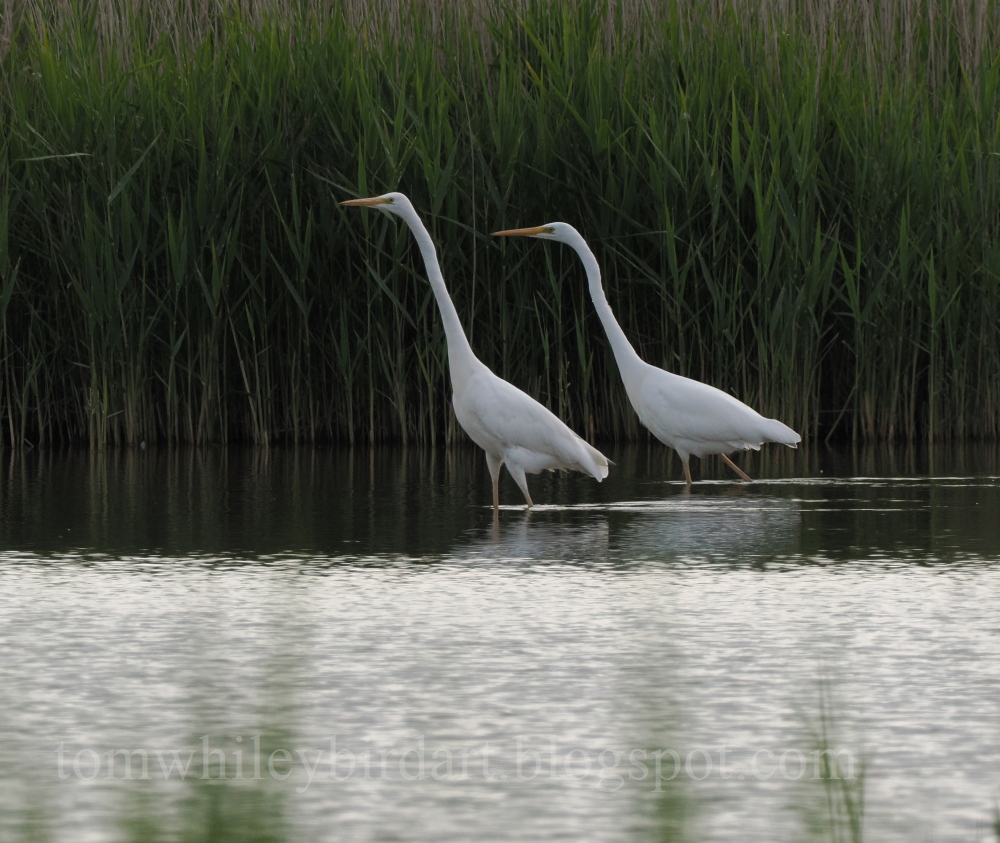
(2, 0), (1000, 448)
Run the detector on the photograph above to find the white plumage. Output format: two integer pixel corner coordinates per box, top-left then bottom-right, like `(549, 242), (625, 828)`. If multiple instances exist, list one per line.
(343, 194), (609, 510)
(494, 222), (800, 486)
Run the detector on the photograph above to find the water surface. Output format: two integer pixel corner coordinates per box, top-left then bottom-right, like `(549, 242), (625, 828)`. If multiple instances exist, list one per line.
(1, 446), (999, 841)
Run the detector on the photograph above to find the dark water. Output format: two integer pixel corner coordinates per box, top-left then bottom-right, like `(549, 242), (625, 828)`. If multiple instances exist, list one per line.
(1, 445), (999, 841)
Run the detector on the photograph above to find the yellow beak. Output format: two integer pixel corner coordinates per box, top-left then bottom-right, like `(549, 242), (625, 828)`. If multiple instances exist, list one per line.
(341, 197), (391, 207)
(492, 226), (548, 237)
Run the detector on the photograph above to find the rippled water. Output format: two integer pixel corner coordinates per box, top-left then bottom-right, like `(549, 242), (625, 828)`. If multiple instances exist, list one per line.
(1, 446), (999, 841)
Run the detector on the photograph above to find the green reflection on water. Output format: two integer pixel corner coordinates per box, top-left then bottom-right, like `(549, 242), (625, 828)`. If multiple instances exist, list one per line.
(2, 446), (1000, 842)
(2, 445), (999, 562)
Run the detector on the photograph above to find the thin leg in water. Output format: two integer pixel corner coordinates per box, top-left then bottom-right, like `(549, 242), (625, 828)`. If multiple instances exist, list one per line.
(505, 462), (534, 509)
(485, 452), (504, 514)
(720, 452), (752, 482)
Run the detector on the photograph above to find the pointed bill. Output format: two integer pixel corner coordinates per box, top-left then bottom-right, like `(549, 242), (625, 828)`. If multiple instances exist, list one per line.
(492, 226), (549, 237)
(341, 197), (391, 207)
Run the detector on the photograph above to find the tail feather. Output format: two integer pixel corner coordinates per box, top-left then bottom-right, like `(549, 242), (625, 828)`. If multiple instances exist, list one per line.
(762, 418), (801, 447)
(577, 439), (611, 481)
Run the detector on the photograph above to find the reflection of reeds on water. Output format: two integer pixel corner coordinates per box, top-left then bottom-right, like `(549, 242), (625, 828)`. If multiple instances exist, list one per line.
(797, 678), (867, 843)
(6, 680), (1000, 842)
(3, 776), (289, 843)
(119, 777), (288, 843)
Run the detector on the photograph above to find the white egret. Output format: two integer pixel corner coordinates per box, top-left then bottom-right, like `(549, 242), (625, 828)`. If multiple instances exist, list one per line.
(493, 222), (800, 486)
(342, 194), (609, 511)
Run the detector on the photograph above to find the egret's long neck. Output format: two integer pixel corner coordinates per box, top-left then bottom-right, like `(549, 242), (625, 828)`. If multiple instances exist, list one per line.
(396, 206), (479, 385)
(565, 230), (649, 387)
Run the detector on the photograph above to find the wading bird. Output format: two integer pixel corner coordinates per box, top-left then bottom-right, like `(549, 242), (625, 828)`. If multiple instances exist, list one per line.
(493, 222), (800, 486)
(342, 194), (609, 511)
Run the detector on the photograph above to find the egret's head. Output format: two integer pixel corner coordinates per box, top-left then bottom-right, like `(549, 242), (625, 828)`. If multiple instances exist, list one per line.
(341, 191), (412, 216)
(492, 222), (576, 242)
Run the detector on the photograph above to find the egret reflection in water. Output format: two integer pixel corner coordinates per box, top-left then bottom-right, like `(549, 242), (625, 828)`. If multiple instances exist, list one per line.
(454, 514), (611, 565)
(450, 494), (801, 569)
(610, 495), (802, 565)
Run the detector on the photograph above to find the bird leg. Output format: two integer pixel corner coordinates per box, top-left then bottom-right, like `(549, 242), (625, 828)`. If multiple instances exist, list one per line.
(517, 482), (535, 510)
(506, 463), (534, 509)
(683, 459), (693, 488)
(720, 453), (752, 482)
(485, 452), (503, 514)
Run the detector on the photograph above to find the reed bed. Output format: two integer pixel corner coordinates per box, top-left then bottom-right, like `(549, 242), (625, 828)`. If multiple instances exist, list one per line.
(2, 0), (1000, 447)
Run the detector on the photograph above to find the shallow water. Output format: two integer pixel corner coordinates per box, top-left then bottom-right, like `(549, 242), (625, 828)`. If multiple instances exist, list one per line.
(1, 445), (999, 841)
